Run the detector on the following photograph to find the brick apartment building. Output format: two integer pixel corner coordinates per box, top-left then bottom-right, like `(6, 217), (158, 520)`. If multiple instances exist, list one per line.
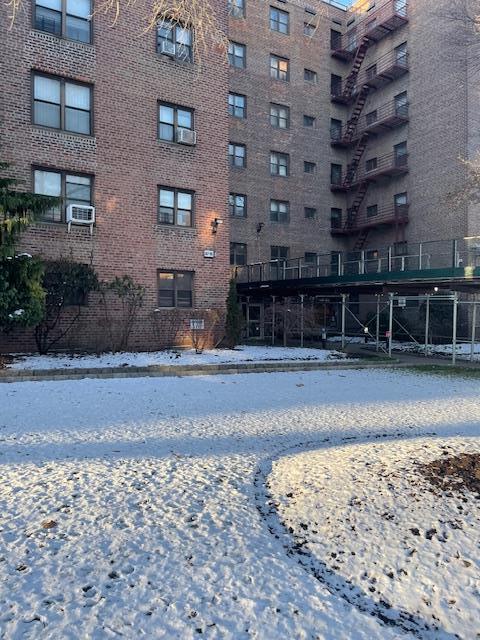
(1, 0), (478, 352)
(227, 0), (479, 269)
(0, 0), (230, 351)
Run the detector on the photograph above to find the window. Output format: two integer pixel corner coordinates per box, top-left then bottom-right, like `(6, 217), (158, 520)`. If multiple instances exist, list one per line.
(394, 141), (407, 165)
(270, 7), (289, 34)
(395, 42), (407, 64)
(366, 110), (378, 126)
(228, 41), (246, 68)
(303, 115), (315, 127)
(366, 157), (377, 172)
(158, 103), (193, 142)
(158, 187), (193, 226)
(394, 91), (408, 117)
(270, 199), (289, 223)
(331, 251), (341, 273)
(158, 271), (193, 308)
(331, 74), (342, 97)
(270, 54), (289, 81)
(229, 193), (247, 217)
(228, 0), (245, 18)
(331, 207), (342, 229)
(304, 252), (317, 264)
(304, 22), (315, 36)
(394, 192), (408, 209)
(33, 74), (92, 134)
(304, 161), (316, 174)
(229, 143), (246, 168)
(304, 68), (317, 83)
(270, 151), (289, 176)
(305, 207), (316, 219)
(33, 168), (92, 223)
(330, 163), (342, 185)
(228, 93), (246, 118)
(230, 243), (247, 266)
(270, 103), (289, 129)
(271, 246), (289, 261)
(330, 118), (342, 141)
(330, 29), (341, 49)
(366, 204), (378, 217)
(157, 20), (193, 62)
(34, 0), (92, 43)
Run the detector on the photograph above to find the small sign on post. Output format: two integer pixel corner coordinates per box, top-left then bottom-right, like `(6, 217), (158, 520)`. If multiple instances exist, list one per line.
(190, 319), (205, 331)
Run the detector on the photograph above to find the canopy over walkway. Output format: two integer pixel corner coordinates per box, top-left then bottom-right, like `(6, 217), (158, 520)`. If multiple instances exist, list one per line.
(236, 237), (480, 297)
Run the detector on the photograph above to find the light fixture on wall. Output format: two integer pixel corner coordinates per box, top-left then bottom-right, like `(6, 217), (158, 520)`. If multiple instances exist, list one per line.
(211, 218), (223, 234)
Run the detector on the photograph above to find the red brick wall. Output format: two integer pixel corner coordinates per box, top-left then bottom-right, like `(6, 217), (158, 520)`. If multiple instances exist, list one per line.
(0, 0), (230, 353)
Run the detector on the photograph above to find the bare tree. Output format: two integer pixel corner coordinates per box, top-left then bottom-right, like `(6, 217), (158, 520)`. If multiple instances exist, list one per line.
(437, 0), (480, 49)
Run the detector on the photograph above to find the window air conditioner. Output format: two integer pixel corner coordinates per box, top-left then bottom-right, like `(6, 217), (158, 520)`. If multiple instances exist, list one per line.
(66, 204), (95, 234)
(176, 127), (197, 146)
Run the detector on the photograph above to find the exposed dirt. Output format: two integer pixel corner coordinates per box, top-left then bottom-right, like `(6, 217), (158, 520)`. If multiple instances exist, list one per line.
(418, 452), (480, 498)
(0, 354), (13, 370)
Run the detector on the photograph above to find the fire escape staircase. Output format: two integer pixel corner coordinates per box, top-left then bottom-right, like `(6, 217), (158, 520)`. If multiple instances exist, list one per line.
(341, 36), (371, 101)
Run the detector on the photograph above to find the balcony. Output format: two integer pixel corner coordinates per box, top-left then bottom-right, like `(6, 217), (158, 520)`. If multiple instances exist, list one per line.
(331, 0), (408, 60)
(355, 151), (409, 184)
(331, 49), (409, 104)
(331, 203), (409, 236)
(331, 100), (409, 147)
(330, 151), (408, 192)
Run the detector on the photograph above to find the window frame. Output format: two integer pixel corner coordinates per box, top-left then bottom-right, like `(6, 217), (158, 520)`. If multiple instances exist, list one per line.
(270, 151), (289, 177)
(156, 19), (194, 63)
(32, 72), (93, 135)
(229, 193), (247, 218)
(228, 0), (245, 18)
(228, 92), (247, 119)
(270, 54), (290, 81)
(32, 166), (94, 224)
(157, 270), (194, 309)
(270, 245), (290, 261)
(270, 199), (290, 224)
(269, 6), (289, 34)
(304, 207), (317, 219)
(230, 242), (247, 266)
(157, 186), (195, 227)
(229, 142), (246, 168)
(330, 207), (342, 229)
(304, 161), (316, 174)
(158, 101), (194, 143)
(270, 103), (290, 129)
(33, 0), (93, 44)
(304, 68), (317, 83)
(228, 41), (246, 68)
(303, 115), (316, 128)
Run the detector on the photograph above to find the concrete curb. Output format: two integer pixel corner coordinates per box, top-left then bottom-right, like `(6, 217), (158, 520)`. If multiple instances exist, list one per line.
(0, 358), (402, 383)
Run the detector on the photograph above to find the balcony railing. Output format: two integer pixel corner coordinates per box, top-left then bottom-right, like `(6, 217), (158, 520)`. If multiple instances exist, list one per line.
(331, 49), (409, 103)
(331, 203), (409, 235)
(331, 151), (408, 191)
(236, 237), (480, 285)
(331, 100), (409, 146)
(331, 0), (408, 58)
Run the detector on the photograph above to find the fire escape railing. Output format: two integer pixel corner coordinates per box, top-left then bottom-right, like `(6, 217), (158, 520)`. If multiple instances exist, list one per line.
(331, 100), (409, 145)
(331, 203), (409, 234)
(331, 0), (408, 57)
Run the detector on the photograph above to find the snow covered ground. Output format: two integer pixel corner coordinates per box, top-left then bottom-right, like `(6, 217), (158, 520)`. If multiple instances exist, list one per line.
(268, 437), (480, 639)
(0, 368), (479, 639)
(7, 346), (351, 371)
(390, 341), (480, 360)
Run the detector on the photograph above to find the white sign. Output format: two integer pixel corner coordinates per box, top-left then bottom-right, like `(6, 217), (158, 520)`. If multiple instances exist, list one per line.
(397, 297), (407, 308)
(190, 319), (205, 330)
(204, 249), (215, 259)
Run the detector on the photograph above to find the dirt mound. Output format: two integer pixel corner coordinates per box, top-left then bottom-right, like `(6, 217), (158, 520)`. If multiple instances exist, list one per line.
(418, 453), (480, 498)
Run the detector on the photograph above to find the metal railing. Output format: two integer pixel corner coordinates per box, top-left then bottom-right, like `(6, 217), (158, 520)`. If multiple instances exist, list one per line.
(332, 203), (409, 233)
(332, 0), (408, 54)
(331, 151), (408, 189)
(331, 49), (409, 100)
(331, 100), (409, 144)
(236, 237), (480, 284)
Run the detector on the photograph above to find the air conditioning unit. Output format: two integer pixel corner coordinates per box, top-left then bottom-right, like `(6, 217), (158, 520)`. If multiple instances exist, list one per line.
(176, 127), (197, 146)
(67, 204), (95, 235)
(160, 40), (176, 57)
